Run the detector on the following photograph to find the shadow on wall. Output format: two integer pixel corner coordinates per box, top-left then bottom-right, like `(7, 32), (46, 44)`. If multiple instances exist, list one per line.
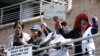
(96, 0), (100, 3)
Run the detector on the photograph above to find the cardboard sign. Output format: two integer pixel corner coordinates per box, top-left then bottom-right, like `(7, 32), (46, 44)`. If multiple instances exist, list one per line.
(7, 45), (32, 56)
(44, 3), (66, 19)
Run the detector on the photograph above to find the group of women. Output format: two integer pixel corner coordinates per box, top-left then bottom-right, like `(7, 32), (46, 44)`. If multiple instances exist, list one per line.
(7, 13), (98, 56)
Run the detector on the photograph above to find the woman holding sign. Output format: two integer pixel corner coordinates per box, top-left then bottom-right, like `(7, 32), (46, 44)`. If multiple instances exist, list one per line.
(8, 20), (30, 47)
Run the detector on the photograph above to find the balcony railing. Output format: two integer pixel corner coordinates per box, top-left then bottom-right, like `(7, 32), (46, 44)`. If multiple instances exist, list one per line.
(0, 1), (41, 25)
(0, 32), (100, 56)
(0, 0), (69, 26)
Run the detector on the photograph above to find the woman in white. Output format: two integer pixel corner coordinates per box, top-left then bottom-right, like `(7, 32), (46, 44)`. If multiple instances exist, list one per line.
(8, 20), (30, 48)
(81, 16), (98, 56)
(43, 31), (72, 56)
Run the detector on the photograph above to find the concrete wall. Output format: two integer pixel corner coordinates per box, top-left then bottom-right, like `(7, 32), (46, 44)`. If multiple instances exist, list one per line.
(0, 0), (100, 48)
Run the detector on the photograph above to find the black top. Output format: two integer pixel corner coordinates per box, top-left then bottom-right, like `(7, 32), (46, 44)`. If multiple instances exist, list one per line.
(27, 38), (42, 48)
(43, 27), (52, 36)
(27, 37), (43, 55)
(13, 33), (23, 46)
(59, 28), (98, 39)
(59, 27), (98, 56)
(59, 29), (81, 39)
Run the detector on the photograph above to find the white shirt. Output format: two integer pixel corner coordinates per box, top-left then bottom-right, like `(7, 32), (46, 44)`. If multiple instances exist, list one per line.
(82, 27), (95, 56)
(43, 32), (69, 56)
(8, 32), (30, 48)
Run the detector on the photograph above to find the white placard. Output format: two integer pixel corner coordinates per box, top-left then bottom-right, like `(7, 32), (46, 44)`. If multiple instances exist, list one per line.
(7, 45), (32, 56)
(44, 3), (66, 19)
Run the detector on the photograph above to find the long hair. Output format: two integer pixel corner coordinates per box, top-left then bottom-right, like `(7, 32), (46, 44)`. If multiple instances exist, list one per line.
(73, 13), (91, 29)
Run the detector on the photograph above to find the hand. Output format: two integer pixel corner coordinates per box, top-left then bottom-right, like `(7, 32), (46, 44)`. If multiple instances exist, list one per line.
(3, 48), (7, 54)
(50, 36), (55, 40)
(16, 38), (23, 44)
(43, 22), (47, 26)
(56, 42), (61, 45)
(92, 16), (98, 23)
(33, 45), (40, 48)
(0, 48), (7, 54)
(41, 22), (47, 29)
(56, 21), (62, 29)
(62, 45), (72, 49)
(91, 16), (98, 29)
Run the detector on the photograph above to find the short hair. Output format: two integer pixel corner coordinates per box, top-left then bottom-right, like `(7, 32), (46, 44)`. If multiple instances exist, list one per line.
(31, 29), (42, 37)
(61, 21), (67, 26)
(37, 30), (42, 37)
(53, 16), (58, 21)
(14, 20), (24, 29)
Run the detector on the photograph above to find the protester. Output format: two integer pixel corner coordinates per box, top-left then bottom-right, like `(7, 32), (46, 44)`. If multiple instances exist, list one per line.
(8, 20), (30, 47)
(27, 24), (44, 55)
(59, 13), (98, 56)
(41, 21), (71, 38)
(28, 24), (56, 56)
(82, 16), (98, 56)
(59, 21), (71, 37)
(53, 16), (71, 35)
(42, 22), (72, 56)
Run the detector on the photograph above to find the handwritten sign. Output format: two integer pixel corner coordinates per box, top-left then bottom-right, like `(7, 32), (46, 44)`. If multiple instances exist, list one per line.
(44, 3), (66, 19)
(7, 45), (32, 56)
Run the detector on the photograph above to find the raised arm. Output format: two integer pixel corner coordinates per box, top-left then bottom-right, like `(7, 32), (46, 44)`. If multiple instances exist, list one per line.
(41, 22), (52, 36)
(91, 16), (98, 34)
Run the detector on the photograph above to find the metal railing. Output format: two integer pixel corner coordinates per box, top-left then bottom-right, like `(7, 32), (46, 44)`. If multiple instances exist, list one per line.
(31, 33), (100, 56)
(0, 32), (99, 56)
(0, 0), (41, 25)
(0, 0), (69, 26)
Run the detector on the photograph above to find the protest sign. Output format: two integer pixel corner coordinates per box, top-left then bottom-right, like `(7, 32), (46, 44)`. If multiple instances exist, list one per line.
(7, 45), (32, 56)
(44, 3), (66, 19)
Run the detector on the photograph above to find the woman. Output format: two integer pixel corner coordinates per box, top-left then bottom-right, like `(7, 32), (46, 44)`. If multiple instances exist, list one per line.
(8, 20), (30, 47)
(27, 24), (43, 55)
(59, 13), (98, 56)
(28, 24), (53, 56)
(42, 21), (73, 56)
(43, 32), (70, 56)
(81, 16), (98, 56)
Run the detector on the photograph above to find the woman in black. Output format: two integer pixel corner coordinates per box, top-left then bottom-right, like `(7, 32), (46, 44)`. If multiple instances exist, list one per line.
(59, 13), (98, 56)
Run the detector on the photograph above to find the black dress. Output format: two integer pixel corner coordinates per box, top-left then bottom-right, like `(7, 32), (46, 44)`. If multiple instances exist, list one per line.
(13, 33), (23, 46)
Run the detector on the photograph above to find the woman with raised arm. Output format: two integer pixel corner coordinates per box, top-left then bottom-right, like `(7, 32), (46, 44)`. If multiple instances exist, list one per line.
(59, 13), (98, 56)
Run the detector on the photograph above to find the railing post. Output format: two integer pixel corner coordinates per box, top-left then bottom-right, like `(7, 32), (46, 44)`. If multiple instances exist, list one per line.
(0, 8), (3, 25)
(20, 3), (23, 20)
(40, 0), (44, 23)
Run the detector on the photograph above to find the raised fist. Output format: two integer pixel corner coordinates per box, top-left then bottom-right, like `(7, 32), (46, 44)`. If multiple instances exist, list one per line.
(41, 22), (47, 29)
(92, 16), (98, 23)
(91, 16), (98, 29)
